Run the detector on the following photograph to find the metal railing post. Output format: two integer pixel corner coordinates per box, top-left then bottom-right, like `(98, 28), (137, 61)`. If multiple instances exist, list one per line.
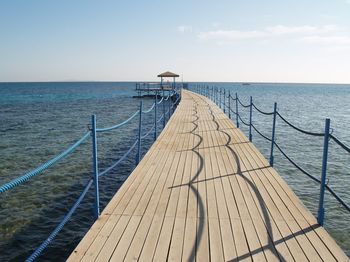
(154, 93), (157, 140)
(224, 89), (226, 113)
(228, 90), (231, 119)
(163, 93), (166, 128)
(136, 101), (143, 165)
(249, 96), (253, 142)
(318, 118), (330, 226)
(219, 88), (222, 109)
(235, 93), (239, 128)
(168, 93), (171, 119)
(269, 102), (277, 166)
(214, 87), (216, 103)
(91, 115), (100, 219)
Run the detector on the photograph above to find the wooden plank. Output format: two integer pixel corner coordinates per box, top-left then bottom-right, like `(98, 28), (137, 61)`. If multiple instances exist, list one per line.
(80, 214), (121, 262)
(95, 215), (131, 261)
(68, 90), (348, 262)
(109, 215), (142, 261)
(226, 116), (342, 261)
(234, 131), (338, 261)
(207, 111), (269, 262)
(232, 146), (298, 261)
(134, 111), (190, 261)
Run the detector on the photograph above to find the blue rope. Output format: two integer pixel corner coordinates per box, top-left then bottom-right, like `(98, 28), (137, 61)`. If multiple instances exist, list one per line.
(251, 124), (272, 142)
(237, 114), (250, 126)
(26, 179), (93, 262)
(0, 92), (184, 260)
(197, 86), (350, 214)
(230, 96), (237, 101)
(274, 142), (350, 213)
(252, 103), (274, 116)
(96, 110), (139, 132)
(99, 140), (139, 177)
(330, 134), (350, 154)
(228, 107), (238, 116)
(325, 184), (350, 212)
(277, 112), (324, 137)
(171, 96), (180, 108)
(157, 97), (164, 104)
(157, 114), (164, 123)
(237, 97), (250, 108)
(141, 125), (155, 139)
(0, 131), (91, 194)
(142, 103), (155, 114)
(274, 142), (321, 183)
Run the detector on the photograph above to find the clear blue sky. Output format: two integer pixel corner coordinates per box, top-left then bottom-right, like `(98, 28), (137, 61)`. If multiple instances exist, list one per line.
(1, 0), (350, 83)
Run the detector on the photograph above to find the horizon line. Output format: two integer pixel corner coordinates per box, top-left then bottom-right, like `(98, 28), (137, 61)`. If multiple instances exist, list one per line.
(1, 80), (350, 85)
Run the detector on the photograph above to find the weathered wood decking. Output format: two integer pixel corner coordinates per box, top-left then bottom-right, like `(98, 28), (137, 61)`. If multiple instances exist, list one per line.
(68, 90), (349, 261)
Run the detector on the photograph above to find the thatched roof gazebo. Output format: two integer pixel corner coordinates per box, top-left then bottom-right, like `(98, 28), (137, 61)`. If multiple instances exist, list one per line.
(158, 71), (179, 89)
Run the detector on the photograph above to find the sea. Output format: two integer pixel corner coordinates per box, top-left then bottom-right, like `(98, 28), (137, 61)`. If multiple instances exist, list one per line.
(0, 82), (349, 261)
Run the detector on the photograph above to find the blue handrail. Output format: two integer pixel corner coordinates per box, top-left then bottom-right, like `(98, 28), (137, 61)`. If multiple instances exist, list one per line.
(142, 102), (155, 113)
(0, 131), (91, 193)
(99, 139), (139, 177)
(96, 110), (139, 132)
(0, 88), (181, 261)
(25, 179), (94, 262)
(194, 85), (350, 226)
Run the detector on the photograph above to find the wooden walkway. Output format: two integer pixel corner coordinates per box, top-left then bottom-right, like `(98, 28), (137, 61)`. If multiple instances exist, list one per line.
(68, 90), (349, 261)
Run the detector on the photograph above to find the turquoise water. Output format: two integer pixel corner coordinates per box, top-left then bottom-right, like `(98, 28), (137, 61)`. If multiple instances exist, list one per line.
(0, 82), (349, 260)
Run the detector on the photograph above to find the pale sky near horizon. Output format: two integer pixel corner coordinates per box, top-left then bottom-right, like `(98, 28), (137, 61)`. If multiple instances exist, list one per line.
(1, 0), (350, 83)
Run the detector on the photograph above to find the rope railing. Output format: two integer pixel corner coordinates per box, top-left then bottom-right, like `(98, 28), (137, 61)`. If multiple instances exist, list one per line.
(252, 103), (274, 116)
(273, 142), (321, 183)
(277, 112), (325, 137)
(0, 131), (91, 194)
(157, 114), (164, 123)
(237, 113), (250, 127)
(228, 94), (237, 101)
(193, 84), (350, 226)
(251, 124), (272, 142)
(330, 134), (350, 154)
(237, 97), (250, 108)
(141, 124), (155, 139)
(99, 139), (139, 177)
(26, 179), (94, 262)
(157, 97), (164, 104)
(142, 102), (155, 114)
(228, 107), (238, 116)
(96, 110), (139, 132)
(0, 88), (181, 261)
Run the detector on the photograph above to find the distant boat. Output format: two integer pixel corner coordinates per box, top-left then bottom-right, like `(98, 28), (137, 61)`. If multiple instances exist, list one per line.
(242, 83), (251, 86)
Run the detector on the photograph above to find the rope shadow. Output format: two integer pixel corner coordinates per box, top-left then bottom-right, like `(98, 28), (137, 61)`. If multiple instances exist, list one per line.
(176, 141), (251, 152)
(195, 93), (286, 261)
(186, 101), (205, 262)
(227, 224), (319, 261)
(169, 166), (271, 189)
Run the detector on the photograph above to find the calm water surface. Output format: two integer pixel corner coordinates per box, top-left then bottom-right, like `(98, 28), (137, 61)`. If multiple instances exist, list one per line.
(0, 82), (349, 260)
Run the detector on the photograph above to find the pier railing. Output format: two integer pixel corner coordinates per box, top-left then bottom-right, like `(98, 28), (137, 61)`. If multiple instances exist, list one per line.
(135, 82), (184, 97)
(193, 85), (350, 226)
(0, 90), (181, 261)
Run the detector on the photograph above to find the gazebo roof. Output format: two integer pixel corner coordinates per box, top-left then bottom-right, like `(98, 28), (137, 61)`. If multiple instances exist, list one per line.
(157, 71), (179, 78)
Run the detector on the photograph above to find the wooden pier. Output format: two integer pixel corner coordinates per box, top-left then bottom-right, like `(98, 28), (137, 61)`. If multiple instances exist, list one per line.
(69, 90), (349, 261)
